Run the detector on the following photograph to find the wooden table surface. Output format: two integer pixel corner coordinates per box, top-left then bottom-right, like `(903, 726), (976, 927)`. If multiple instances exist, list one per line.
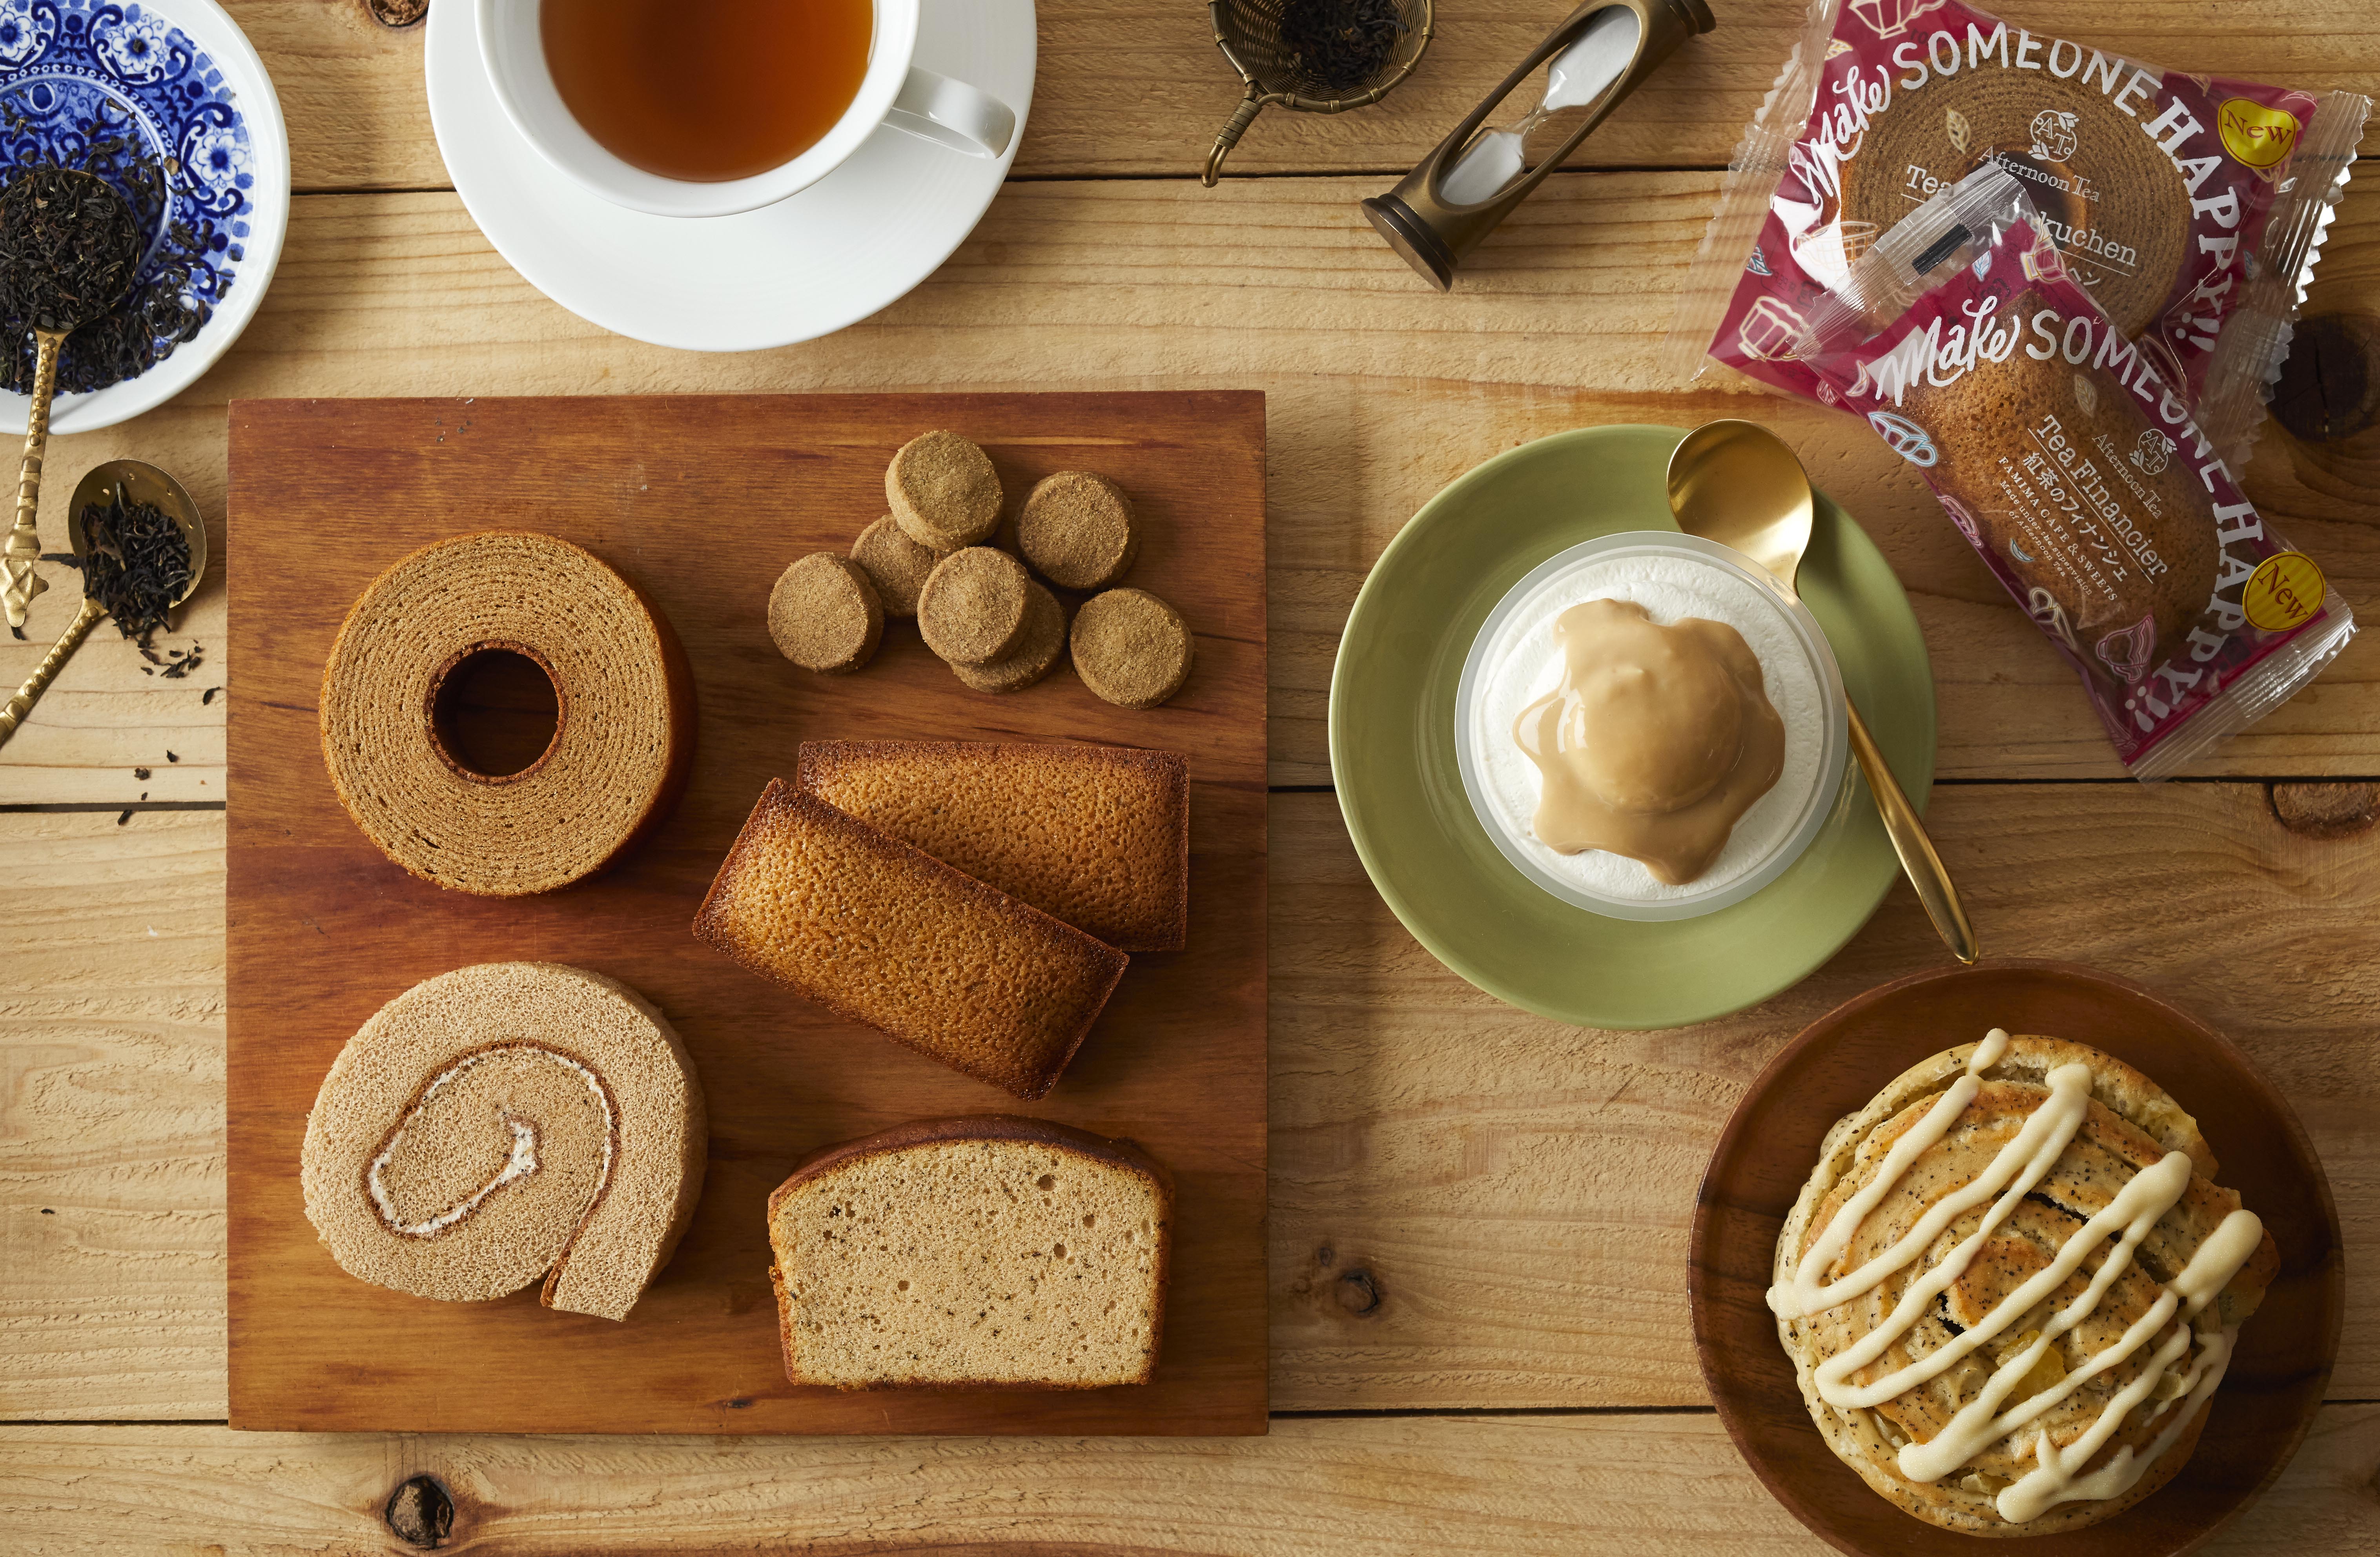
(4, 0), (2376, 1551)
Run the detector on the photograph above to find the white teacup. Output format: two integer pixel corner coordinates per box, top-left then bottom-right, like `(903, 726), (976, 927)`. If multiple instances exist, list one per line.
(475, 0), (1017, 219)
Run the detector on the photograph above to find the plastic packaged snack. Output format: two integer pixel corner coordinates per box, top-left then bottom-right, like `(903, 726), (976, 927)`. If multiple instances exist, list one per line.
(1662, 0), (2369, 466)
(1794, 168), (2354, 780)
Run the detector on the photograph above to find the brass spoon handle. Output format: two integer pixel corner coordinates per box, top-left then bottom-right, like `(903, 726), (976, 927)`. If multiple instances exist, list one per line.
(0, 595), (103, 746)
(2, 326), (66, 632)
(1846, 698), (1979, 964)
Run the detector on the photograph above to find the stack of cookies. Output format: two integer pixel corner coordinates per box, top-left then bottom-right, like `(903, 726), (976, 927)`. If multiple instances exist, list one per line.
(767, 430), (1195, 709)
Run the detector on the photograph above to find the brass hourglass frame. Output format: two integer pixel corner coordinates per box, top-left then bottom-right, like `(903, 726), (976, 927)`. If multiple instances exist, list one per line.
(1203, 0), (1436, 186)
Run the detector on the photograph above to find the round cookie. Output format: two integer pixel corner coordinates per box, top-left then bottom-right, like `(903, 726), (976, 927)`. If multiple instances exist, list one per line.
(886, 429), (1003, 551)
(769, 553), (883, 674)
(1018, 471), (1139, 590)
(917, 546), (1031, 666)
(1070, 587), (1193, 709)
(955, 582), (1068, 694)
(850, 515), (944, 618)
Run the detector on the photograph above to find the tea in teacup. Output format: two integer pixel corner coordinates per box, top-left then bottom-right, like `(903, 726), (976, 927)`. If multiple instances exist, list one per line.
(542, 0), (875, 182)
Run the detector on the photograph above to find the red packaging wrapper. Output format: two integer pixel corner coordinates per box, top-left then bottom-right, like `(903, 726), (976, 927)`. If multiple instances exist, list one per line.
(1663, 0), (2368, 467)
(1794, 168), (2354, 778)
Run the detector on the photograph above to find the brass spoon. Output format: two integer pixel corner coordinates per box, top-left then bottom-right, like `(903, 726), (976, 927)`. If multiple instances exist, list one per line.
(1666, 419), (1979, 964)
(0, 169), (146, 633)
(0, 459), (206, 746)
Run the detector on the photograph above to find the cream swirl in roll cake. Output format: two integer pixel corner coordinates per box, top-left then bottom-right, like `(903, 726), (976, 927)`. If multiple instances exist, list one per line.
(301, 962), (707, 1322)
(1771, 1030), (2278, 1535)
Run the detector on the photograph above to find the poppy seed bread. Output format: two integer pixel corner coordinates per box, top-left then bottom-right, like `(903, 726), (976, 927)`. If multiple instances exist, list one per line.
(299, 961), (708, 1322)
(796, 739), (1188, 951)
(767, 1115), (1172, 1389)
(692, 782), (1129, 1099)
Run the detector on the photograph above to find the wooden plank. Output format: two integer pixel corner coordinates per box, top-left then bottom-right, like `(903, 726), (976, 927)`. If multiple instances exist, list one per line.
(221, 394), (1266, 1434)
(0, 810), (226, 1422)
(237, 0), (2380, 189)
(3, 177), (2375, 804)
(8, 782), (2376, 1418)
(1, 1407), (2375, 1554)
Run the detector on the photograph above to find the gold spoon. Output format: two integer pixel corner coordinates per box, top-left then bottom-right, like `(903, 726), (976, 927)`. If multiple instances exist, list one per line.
(0, 459), (206, 746)
(1, 169), (146, 633)
(1666, 419), (1979, 964)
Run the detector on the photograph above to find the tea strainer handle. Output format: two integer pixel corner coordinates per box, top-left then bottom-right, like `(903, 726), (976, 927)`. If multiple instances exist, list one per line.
(1204, 88), (1270, 186)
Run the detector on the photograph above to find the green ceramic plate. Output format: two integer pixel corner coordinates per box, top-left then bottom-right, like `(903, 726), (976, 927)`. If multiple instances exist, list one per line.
(1328, 425), (1936, 1030)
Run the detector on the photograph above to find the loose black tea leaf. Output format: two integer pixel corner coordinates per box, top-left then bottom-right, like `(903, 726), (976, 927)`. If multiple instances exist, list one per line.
(78, 486), (190, 649)
(1279, 0), (1407, 93)
(0, 101), (211, 396)
(0, 166), (139, 333)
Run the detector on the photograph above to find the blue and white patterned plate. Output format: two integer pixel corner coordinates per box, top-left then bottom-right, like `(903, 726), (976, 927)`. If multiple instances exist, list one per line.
(0, 0), (286, 434)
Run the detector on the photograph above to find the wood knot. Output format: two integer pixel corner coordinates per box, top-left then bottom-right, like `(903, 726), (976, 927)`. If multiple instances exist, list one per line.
(1335, 1268), (1382, 1316)
(364, 0), (428, 26)
(2270, 314), (2380, 444)
(385, 1475), (454, 1549)
(2270, 781), (2378, 840)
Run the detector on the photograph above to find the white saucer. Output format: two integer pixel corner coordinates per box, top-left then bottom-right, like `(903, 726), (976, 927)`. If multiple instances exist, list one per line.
(424, 0), (1035, 352)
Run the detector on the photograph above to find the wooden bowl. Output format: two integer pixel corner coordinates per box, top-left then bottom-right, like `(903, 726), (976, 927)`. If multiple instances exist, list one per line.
(1690, 959), (2342, 1556)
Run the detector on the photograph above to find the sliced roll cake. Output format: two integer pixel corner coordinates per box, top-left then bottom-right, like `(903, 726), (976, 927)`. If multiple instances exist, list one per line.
(768, 1116), (1172, 1389)
(301, 962), (707, 1322)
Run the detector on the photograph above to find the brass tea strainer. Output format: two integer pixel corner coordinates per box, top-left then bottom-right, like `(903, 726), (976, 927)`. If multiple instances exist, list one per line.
(1203, 0), (1434, 186)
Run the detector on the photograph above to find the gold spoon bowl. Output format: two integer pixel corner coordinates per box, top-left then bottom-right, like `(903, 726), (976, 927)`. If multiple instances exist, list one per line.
(0, 459), (206, 746)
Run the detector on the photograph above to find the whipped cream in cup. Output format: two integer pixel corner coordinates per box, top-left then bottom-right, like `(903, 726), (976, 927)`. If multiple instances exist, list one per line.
(1455, 531), (1849, 921)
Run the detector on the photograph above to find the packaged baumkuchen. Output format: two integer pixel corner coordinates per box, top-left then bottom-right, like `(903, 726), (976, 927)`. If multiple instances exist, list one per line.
(1663, 0), (2369, 465)
(1794, 168), (2355, 780)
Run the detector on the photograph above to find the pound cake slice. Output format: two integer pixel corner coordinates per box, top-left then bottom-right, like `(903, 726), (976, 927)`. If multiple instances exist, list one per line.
(768, 1116), (1172, 1389)
(693, 783), (1129, 1099)
(796, 740), (1189, 951)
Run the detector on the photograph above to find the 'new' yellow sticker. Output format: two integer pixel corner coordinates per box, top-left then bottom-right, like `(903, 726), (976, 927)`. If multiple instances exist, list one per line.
(2244, 552), (2325, 632)
(2219, 99), (2300, 169)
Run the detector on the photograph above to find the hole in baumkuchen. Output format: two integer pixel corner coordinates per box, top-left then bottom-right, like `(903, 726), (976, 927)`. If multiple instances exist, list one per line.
(430, 645), (561, 780)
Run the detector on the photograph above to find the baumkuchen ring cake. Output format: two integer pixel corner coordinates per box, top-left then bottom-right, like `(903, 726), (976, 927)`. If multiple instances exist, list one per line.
(319, 531), (694, 896)
(1771, 1030), (2279, 1536)
(300, 962), (708, 1322)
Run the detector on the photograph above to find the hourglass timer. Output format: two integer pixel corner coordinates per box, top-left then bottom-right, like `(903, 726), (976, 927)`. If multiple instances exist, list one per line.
(1361, 0), (1715, 289)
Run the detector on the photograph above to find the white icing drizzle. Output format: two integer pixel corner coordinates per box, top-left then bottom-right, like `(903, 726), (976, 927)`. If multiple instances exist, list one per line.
(1769, 1028), (2265, 1525)
(366, 1045), (615, 1239)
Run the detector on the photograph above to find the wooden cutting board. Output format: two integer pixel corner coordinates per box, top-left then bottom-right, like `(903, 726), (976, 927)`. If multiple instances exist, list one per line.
(224, 393), (1267, 1435)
